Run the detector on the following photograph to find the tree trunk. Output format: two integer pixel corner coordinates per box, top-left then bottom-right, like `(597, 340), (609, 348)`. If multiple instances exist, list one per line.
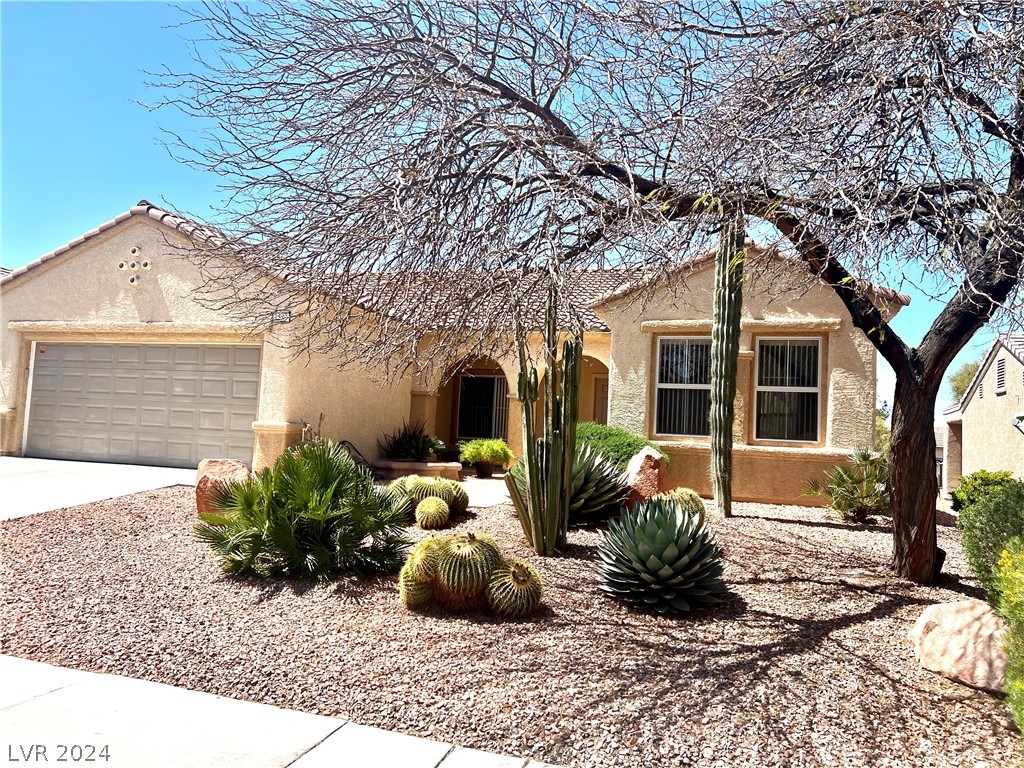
(710, 212), (745, 518)
(889, 372), (941, 584)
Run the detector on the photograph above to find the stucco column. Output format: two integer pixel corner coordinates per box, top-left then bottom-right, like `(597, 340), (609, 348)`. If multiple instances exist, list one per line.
(252, 421), (302, 470)
(0, 407), (19, 455)
(735, 348), (754, 442)
(944, 422), (963, 497)
(410, 390), (440, 435)
(507, 394), (523, 459)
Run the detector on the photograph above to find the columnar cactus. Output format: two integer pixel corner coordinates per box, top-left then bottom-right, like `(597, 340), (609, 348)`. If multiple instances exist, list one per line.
(505, 283), (581, 555)
(710, 210), (746, 518)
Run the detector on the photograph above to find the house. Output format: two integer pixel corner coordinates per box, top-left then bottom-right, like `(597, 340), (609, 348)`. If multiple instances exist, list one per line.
(0, 201), (908, 505)
(941, 335), (1024, 495)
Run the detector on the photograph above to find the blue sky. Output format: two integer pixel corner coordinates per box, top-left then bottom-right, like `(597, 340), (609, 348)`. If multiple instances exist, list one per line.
(0, 2), (994, 415)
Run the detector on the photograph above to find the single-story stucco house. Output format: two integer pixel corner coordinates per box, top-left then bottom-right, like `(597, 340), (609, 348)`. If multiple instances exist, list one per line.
(0, 201), (909, 504)
(941, 334), (1024, 495)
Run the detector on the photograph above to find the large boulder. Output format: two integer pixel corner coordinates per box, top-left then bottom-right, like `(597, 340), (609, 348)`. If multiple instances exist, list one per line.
(625, 446), (666, 507)
(909, 600), (1008, 693)
(196, 459), (251, 516)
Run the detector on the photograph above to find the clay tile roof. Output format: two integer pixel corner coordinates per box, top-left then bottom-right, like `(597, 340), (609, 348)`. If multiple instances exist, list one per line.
(0, 200), (224, 288)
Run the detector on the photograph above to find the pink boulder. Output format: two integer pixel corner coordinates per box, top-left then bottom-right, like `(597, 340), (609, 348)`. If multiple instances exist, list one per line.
(909, 600), (1008, 693)
(625, 446), (666, 507)
(196, 458), (251, 516)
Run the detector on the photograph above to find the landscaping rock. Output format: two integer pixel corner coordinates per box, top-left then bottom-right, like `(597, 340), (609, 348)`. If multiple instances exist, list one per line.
(195, 459), (250, 516)
(625, 447), (665, 507)
(909, 599), (1008, 692)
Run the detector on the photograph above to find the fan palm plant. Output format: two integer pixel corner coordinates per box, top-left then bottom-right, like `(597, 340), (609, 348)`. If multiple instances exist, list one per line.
(195, 439), (409, 580)
(804, 449), (890, 524)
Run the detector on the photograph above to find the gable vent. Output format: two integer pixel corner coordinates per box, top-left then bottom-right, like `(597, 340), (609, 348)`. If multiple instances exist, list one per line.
(997, 358), (1007, 393)
(980, 382), (984, 399)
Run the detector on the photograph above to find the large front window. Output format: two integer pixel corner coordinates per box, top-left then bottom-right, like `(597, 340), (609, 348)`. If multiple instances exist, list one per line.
(755, 338), (820, 442)
(655, 337), (711, 436)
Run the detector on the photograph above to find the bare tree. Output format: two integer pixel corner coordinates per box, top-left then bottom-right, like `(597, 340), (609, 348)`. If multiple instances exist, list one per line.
(155, 0), (1024, 583)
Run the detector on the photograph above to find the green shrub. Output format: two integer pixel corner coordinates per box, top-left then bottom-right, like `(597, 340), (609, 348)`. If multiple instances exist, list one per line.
(508, 442), (631, 524)
(995, 538), (1024, 736)
(378, 421), (445, 461)
(952, 469), (1017, 513)
(956, 480), (1024, 603)
(574, 422), (667, 472)
(803, 449), (889, 523)
(1004, 629), (1024, 734)
(652, 487), (706, 527)
(459, 438), (514, 466)
(195, 439), (410, 580)
(596, 496), (725, 614)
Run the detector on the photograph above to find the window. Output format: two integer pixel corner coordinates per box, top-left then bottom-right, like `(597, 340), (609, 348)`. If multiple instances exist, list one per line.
(755, 339), (820, 442)
(997, 359), (1007, 393)
(655, 337), (711, 436)
(457, 375), (509, 440)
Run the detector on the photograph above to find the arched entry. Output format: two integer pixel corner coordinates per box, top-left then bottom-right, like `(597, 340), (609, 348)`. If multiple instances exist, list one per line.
(580, 356), (610, 425)
(435, 357), (511, 456)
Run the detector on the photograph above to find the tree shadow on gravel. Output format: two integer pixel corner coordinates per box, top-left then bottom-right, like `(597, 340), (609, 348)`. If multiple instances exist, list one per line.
(732, 514), (891, 533)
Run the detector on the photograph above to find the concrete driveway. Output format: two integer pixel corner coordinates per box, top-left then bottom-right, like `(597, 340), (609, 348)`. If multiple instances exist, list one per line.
(0, 457), (195, 521)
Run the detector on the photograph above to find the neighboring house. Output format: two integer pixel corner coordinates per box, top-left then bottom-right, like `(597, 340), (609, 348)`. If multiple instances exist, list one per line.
(0, 201), (908, 504)
(942, 335), (1024, 495)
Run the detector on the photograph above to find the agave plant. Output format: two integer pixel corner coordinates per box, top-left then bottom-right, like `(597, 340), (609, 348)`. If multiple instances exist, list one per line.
(804, 449), (889, 523)
(509, 442), (630, 524)
(596, 497), (726, 614)
(195, 438), (410, 580)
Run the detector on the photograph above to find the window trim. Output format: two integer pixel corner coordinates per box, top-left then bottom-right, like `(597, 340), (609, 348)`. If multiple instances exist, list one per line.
(753, 337), (822, 444)
(653, 335), (713, 438)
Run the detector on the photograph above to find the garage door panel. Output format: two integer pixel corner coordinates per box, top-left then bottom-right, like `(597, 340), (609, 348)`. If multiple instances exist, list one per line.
(144, 347), (173, 365)
(109, 437), (135, 455)
(142, 376), (169, 396)
(116, 346), (142, 364)
(169, 409), (196, 429)
(234, 347), (261, 366)
(26, 343), (260, 468)
(204, 347), (230, 365)
(174, 347), (201, 365)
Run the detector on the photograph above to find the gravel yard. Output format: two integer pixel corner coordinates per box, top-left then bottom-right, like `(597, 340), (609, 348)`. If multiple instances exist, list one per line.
(1, 486), (1018, 768)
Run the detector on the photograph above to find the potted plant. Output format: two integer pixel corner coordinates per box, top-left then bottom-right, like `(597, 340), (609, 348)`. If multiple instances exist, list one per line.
(459, 438), (514, 478)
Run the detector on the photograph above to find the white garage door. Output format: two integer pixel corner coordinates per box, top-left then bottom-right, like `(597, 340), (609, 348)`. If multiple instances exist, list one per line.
(25, 343), (261, 468)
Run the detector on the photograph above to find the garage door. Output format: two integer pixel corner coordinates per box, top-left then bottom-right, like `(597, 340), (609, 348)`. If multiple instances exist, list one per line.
(25, 343), (261, 468)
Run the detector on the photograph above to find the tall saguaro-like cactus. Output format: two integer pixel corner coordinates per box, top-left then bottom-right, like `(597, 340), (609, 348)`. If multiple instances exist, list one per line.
(710, 211), (746, 518)
(506, 284), (581, 555)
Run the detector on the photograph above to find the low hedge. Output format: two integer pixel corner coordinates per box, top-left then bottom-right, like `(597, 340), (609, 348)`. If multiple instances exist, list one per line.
(951, 469), (1017, 513)
(995, 538), (1024, 740)
(575, 422), (667, 472)
(956, 480), (1024, 604)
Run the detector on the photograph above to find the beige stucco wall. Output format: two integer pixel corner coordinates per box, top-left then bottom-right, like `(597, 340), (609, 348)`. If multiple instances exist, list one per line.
(595, 264), (882, 504)
(0, 215), (408, 468)
(959, 351), (1024, 479)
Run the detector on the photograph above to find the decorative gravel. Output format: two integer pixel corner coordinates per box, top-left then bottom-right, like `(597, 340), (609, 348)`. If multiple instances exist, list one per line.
(1, 487), (1018, 768)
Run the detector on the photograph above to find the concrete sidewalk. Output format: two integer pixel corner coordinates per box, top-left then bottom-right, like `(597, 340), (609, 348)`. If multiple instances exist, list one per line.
(0, 457), (195, 520)
(0, 656), (554, 768)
